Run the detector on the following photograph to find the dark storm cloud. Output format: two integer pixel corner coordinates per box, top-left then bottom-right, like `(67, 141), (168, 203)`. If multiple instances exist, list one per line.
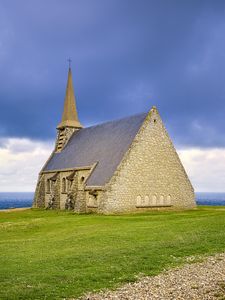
(0, 0), (225, 147)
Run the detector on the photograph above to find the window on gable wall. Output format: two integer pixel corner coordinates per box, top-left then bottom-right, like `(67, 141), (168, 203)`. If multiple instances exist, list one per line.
(69, 180), (73, 191)
(62, 178), (66, 193)
(46, 179), (51, 193)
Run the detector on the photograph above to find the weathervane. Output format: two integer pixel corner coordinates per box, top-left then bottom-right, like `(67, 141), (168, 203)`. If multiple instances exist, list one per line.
(67, 58), (72, 68)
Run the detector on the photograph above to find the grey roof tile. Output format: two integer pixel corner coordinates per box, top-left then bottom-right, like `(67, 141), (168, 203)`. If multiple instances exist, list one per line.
(43, 112), (147, 186)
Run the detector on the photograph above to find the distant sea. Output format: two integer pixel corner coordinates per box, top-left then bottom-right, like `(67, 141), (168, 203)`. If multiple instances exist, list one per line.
(0, 192), (225, 210)
(0, 192), (34, 210)
(195, 192), (225, 206)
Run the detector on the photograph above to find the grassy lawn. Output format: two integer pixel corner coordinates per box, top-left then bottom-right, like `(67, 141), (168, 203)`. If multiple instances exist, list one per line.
(0, 207), (225, 299)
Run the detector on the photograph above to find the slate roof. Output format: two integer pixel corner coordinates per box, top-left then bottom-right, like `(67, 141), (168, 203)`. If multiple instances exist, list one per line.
(43, 112), (148, 187)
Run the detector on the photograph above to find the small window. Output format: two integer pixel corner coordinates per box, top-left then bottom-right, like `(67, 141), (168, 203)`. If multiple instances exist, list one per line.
(153, 119), (157, 123)
(69, 180), (73, 190)
(93, 194), (98, 206)
(46, 179), (51, 193)
(62, 178), (66, 193)
(80, 176), (85, 183)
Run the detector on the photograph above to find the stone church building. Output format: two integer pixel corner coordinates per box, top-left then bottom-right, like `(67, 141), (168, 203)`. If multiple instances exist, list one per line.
(33, 67), (196, 213)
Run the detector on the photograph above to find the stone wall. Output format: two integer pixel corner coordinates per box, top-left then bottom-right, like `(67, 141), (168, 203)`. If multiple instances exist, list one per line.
(53, 174), (61, 209)
(74, 169), (90, 213)
(44, 173), (57, 208)
(35, 169), (91, 211)
(59, 171), (76, 209)
(99, 107), (195, 214)
(55, 127), (77, 152)
(33, 174), (45, 208)
(86, 190), (104, 213)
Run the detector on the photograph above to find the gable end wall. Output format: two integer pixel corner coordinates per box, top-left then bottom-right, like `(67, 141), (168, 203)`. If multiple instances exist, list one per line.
(99, 108), (195, 213)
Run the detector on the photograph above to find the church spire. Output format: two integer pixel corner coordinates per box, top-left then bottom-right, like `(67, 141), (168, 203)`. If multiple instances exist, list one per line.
(57, 67), (82, 129)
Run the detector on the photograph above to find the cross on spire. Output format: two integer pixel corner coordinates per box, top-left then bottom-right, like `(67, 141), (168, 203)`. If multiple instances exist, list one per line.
(67, 58), (72, 69)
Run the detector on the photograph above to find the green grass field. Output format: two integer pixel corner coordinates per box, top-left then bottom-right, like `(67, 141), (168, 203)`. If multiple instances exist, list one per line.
(0, 207), (225, 299)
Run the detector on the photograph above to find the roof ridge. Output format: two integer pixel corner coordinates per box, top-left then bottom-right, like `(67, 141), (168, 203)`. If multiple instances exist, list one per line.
(82, 111), (147, 131)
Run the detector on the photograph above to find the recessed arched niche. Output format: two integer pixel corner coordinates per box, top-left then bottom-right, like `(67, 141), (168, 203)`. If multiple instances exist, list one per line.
(159, 195), (164, 205)
(135, 194), (172, 208)
(144, 195), (149, 205)
(152, 195), (157, 205)
(167, 195), (171, 205)
(136, 195), (142, 206)
(88, 197), (93, 207)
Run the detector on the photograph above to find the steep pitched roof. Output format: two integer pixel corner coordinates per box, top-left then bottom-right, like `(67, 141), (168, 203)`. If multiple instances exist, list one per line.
(44, 112), (147, 186)
(57, 68), (82, 129)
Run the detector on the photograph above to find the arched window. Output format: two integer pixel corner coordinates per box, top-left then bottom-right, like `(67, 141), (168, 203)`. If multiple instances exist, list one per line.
(69, 180), (73, 190)
(62, 178), (66, 193)
(93, 195), (98, 207)
(46, 179), (50, 193)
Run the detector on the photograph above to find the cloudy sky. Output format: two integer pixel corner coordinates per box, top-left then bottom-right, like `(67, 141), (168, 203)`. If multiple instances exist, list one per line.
(0, 0), (225, 192)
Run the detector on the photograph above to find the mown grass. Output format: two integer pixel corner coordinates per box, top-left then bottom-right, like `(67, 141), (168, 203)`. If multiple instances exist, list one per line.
(0, 207), (225, 299)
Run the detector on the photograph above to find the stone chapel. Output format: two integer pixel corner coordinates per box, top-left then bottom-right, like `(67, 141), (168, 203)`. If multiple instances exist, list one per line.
(33, 67), (196, 213)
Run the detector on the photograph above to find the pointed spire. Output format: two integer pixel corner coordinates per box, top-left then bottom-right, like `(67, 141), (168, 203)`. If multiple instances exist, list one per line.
(57, 67), (82, 129)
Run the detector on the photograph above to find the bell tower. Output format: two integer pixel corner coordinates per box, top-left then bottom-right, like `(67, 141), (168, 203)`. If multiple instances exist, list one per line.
(55, 66), (82, 152)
